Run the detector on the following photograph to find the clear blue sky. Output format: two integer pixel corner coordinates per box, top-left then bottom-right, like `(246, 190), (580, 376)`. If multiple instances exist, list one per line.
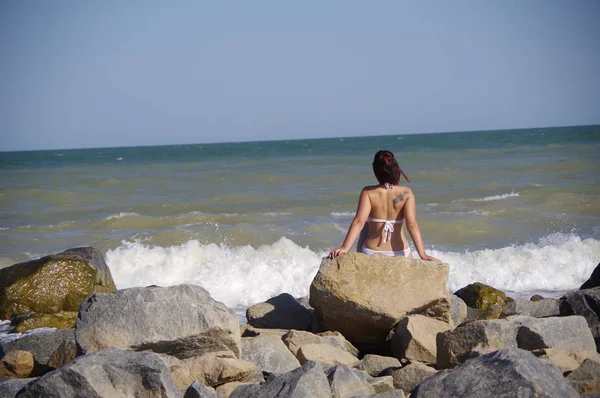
(1, 1), (599, 151)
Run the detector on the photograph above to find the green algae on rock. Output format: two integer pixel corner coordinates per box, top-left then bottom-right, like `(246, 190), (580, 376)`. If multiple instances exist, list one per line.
(454, 282), (510, 310)
(0, 247), (117, 326)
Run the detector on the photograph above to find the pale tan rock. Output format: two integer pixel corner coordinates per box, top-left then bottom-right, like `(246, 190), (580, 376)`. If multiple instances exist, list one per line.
(296, 343), (359, 367)
(391, 315), (453, 364)
(384, 361), (437, 394)
(0, 350), (35, 378)
(282, 329), (358, 357)
(532, 348), (600, 374)
(170, 351), (256, 389)
(310, 253), (450, 344)
(355, 354), (402, 377)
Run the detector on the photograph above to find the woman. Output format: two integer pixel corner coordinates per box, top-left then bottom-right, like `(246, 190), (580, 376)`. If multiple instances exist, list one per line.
(329, 150), (440, 261)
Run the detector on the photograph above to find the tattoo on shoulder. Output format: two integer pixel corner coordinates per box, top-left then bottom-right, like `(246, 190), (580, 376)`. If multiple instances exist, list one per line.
(393, 190), (409, 205)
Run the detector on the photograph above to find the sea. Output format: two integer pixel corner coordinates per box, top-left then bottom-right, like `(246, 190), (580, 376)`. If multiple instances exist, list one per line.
(1, 126), (600, 320)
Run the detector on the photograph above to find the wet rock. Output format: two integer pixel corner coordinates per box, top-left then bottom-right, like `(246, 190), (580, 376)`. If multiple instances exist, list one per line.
(229, 360), (331, 398)
(412, 348), (579, 398)
(454, 282), (509, 310)
(0, 247), (116, 330)
(246, 293), (312, 331)
(310, 253), (450, 345)
(580, 263), (600, 289)
(76, 284), (241, 359)
(241, 335), (300, 374)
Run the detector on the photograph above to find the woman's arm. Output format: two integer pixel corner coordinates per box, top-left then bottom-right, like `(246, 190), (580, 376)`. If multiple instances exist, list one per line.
(404, 189), (440, 262)
(329, 189), (371, 258)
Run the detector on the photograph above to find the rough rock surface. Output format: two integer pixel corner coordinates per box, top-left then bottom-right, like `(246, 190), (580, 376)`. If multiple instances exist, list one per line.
(383, 361), (437, 394)
(16, 348), (179, 398)
(437, 315), (596, 369)
(296, 343), (359, 367)
(0, 350), (34, 378)
(183, 380), (218, 398)
(76, 284), (241, 358)
(47, 340), (77, 369)
(566, 357), (600, 395)
(229, 360), (331, 398)
(0, 377), (36, 398)
(246, 293), (312, 331)
(391, 314), (452, 363)
(354, 391), (405, 398)
(532, 348), (600, 374)
(449, 294), (467, 326)
(412, 348), (579, 398)
(354, 354), (401, 377)
(170, 351), (256, 389)
(454, 282), (509, 310)
(0, 248), (116, 329)
(310, 253), (450, 344)
(241, 335), (300, 374)
(365, 374), (395, 393)
(560, 288), (600, 351)
(327, 364), (375, 397)
(0, 329), (75, 369)
(282, 330), (359, 357)
(580, 263), (600, 289)
(501, 298), (559, 318)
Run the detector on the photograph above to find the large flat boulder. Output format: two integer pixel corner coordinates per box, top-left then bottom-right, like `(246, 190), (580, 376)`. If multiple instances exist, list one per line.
(501, 298), (559, 318)
(413, 348), (579, 398)
(282, 330), (359, 357)
(169, 351), (255, 389)
(0, 248), (116, 331)
(560, 288), (600, 351)
(16, 348), (179, 398)
(76, 284), (241, 359)
(309, 253), (450, 344)
(437, 315), (596, 369)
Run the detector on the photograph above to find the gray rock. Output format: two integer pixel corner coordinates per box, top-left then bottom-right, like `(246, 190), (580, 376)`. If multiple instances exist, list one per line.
(246, 293), (312, 331)
(240, 326), (291, 338)
(580, 262), (600, 289)
(354, 354), (401, 377)
(412, 348), (579, 398)
(560, 288), (600, 351)
(16, 348), (179, 398)
(566, 357), (600, 395)
(241, 335), (300, 374)
(0, 378), (36, 398)
(501, 298), (560, 318)
(76, 285), (241, 359)
(327, 365), (375, 397)
(450, 294), (467, 326)
(184, 380), (218, 398)
(0, 329), (75, 371)
(437, 315), (596, 369)
(383, 362), (437, 394)
(353, 391), (406, 398)
(229, 360), (331, 398)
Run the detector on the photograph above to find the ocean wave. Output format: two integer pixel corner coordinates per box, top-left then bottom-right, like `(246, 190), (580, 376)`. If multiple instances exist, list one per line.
(105, 233), (600, 310)
(470, 192), (520, 202)
(260, 212), (292, 216)
(331, 211), (355, 218)
(105, 212), (140, 220)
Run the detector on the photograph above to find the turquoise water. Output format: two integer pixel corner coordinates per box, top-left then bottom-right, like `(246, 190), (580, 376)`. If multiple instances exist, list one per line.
(1, 126), (599, 309)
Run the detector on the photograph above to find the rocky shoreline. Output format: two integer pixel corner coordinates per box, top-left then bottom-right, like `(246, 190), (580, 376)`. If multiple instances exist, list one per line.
(1, 248), (599, 397)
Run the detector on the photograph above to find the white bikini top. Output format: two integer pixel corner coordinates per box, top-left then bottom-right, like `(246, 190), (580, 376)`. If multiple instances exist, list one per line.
(367, 217), (405, 243)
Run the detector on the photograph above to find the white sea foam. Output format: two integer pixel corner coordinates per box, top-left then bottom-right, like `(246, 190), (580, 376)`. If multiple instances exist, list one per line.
(261, 212), (292, 216)
(105, 212), (140, 220)
(331, 211), (355, 218)
(105, 233), (600, 310)
(435, 233), (600, 294)
(106, 237), (327, 310)
(470, 192), (520, 202)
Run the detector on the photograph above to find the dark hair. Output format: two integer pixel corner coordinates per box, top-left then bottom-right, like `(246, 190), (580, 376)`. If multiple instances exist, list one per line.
(372, 150), (410, 185)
